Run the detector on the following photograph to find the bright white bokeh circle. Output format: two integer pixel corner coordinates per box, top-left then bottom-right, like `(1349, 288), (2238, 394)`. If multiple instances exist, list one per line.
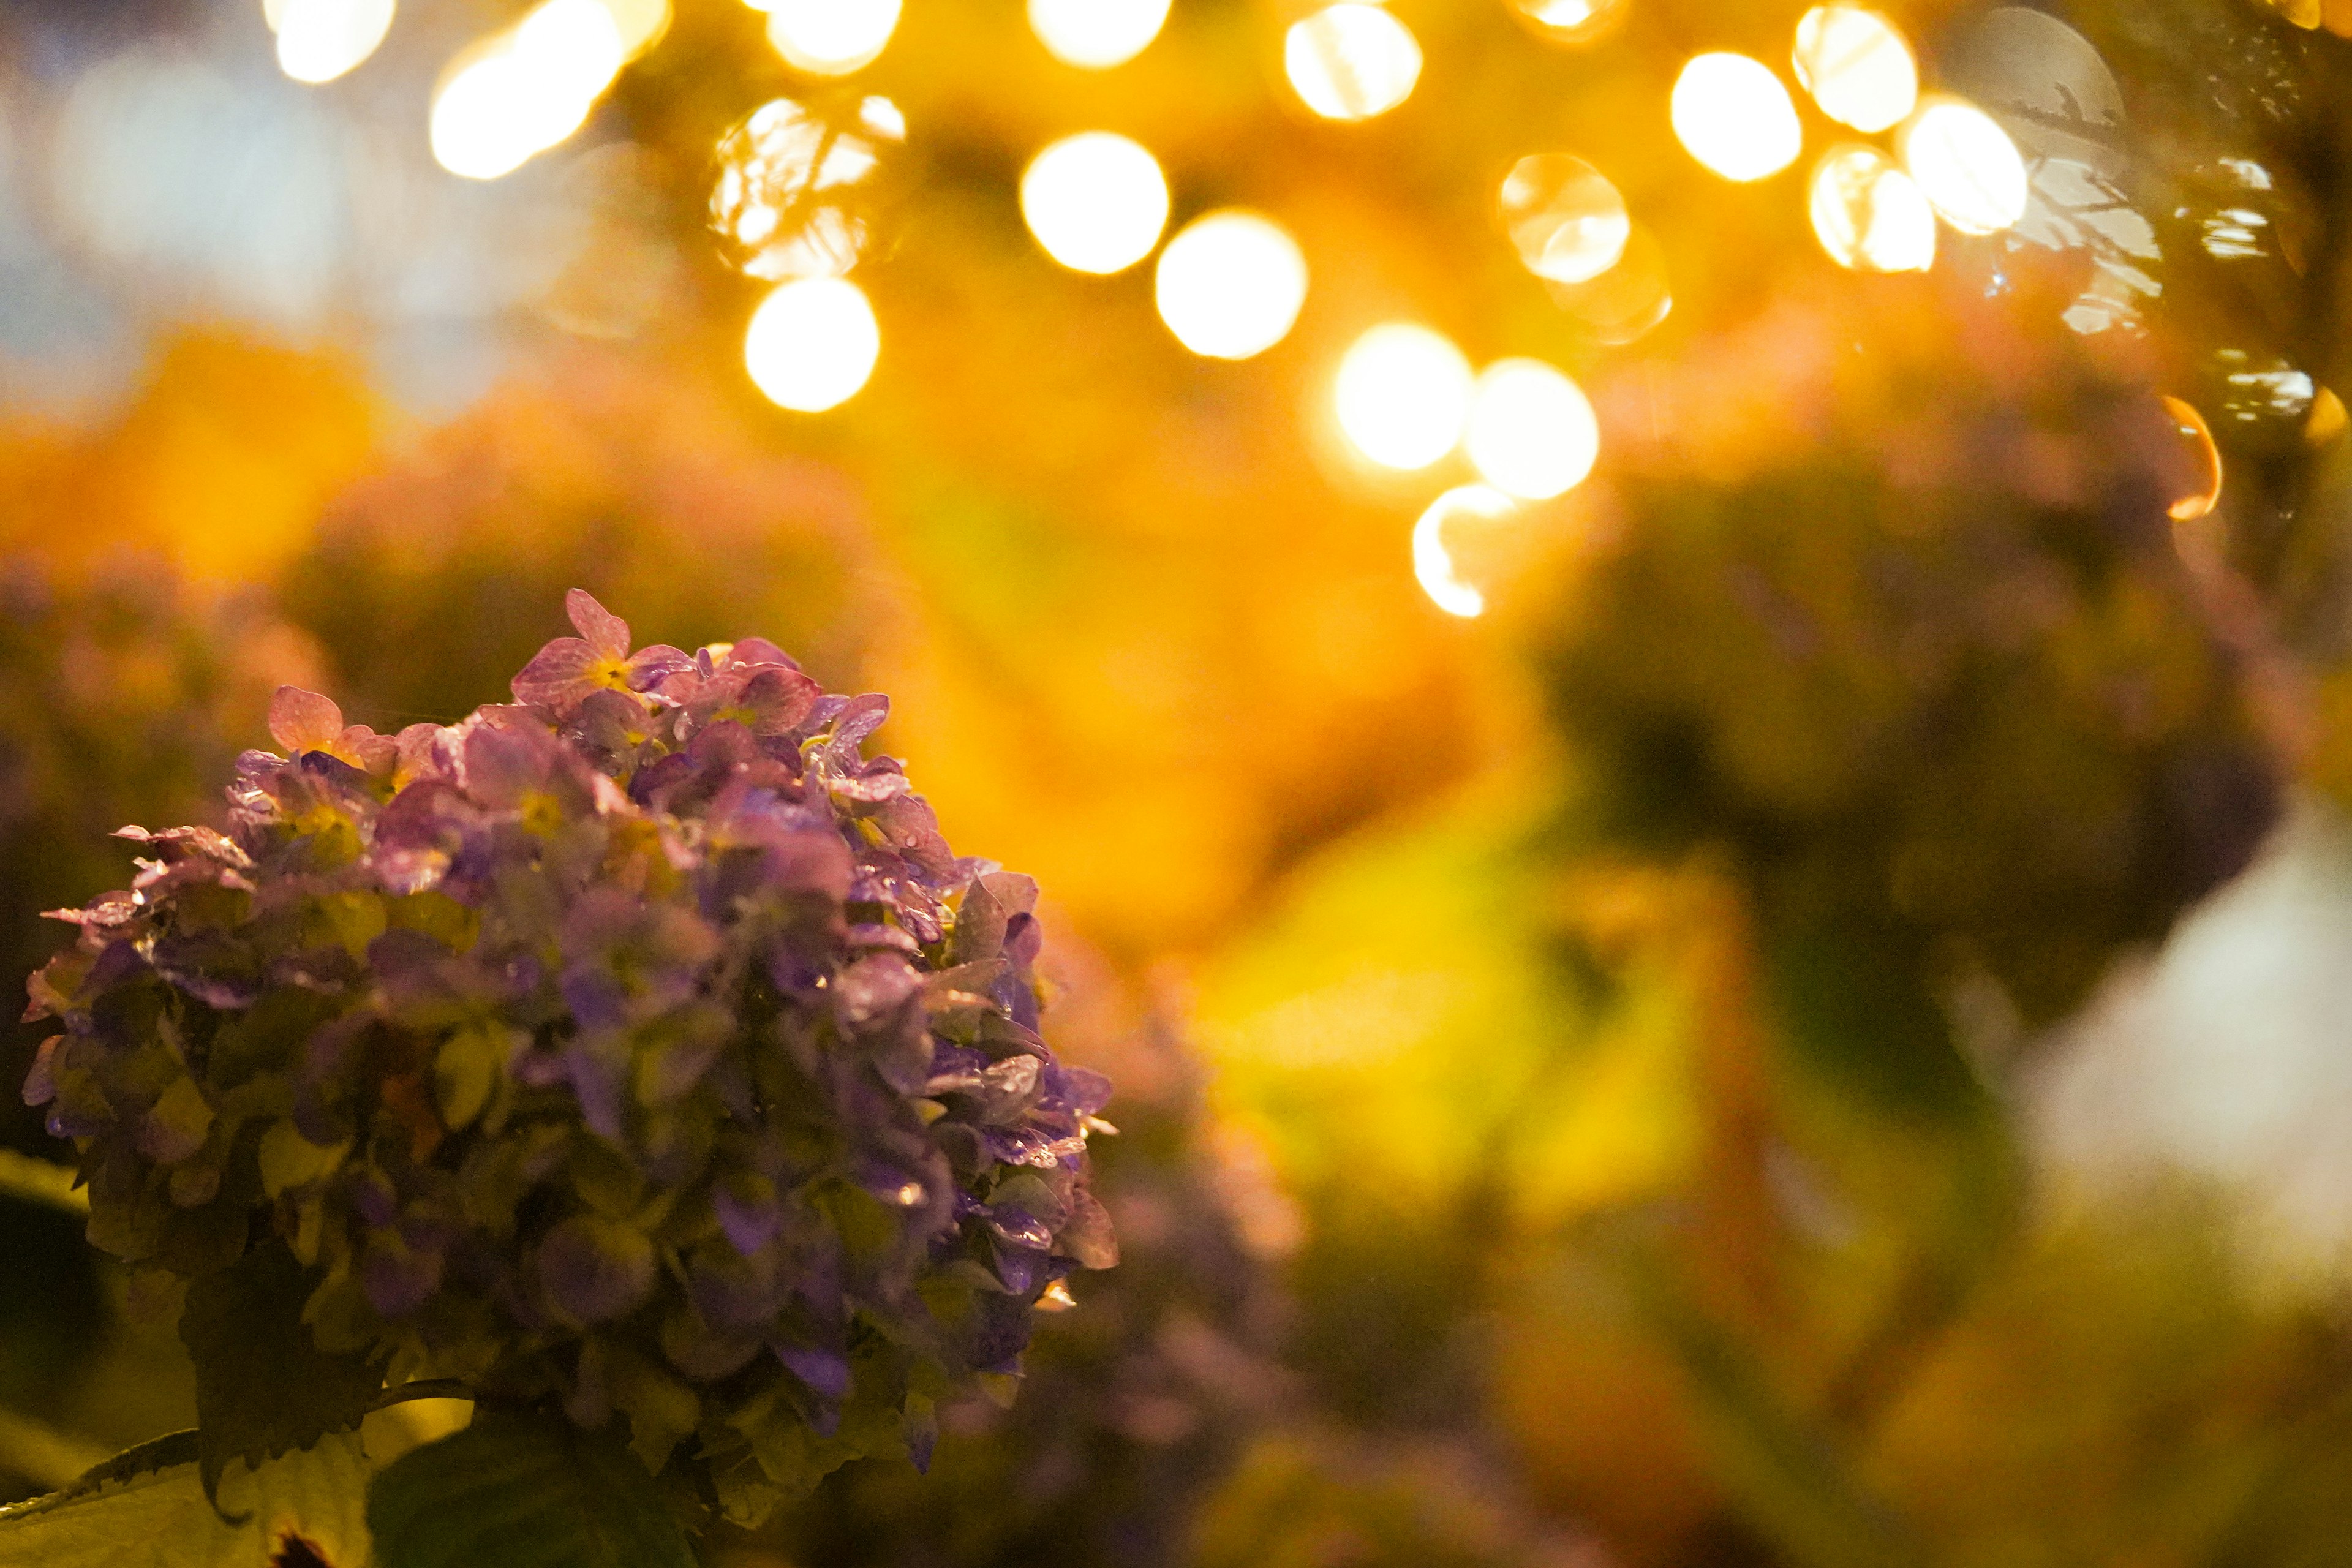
(766, 0), (900, 75)
(1154, 210), (1310, 360)
(1792, 7), (1918, 134)
(1901, 99), (2029, 235)
(1285, 4), (1422, 121)
(745, 276), (880, 412)
(1335, 323), (1473, 470)
(1671, 52), (1803, 182)
(1464, 359), (1600, 500)
(1028, 0), (1172, 68)
(1020, 131), (1171, 274)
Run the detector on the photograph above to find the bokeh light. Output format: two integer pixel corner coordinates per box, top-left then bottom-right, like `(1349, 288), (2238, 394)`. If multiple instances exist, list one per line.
(1154, 211), (1310, 360)
(710, 97), (891, 279)
(1671, 53), (1803, 183)
(271, 0), (396, 85)
(1412, 485), (1518, 617)
(600, 0), (672, 55)
(1792, 7), (1918, 134)
(1028, 0), (1171, 69)
(744, 276), (879, 412)
(2161, 395), (2224, 522)
(430, 1), (627, 182)
(766, 0), (900, 76)
(1464, 359), (1600, 500)
(1335, 323), (1473, 470)
(429, 51), (533, 181)
(1508, 0), (1627, 46)
(1285, 4), (1423, 122)
(1020, 132), (1170, 275)
(1545, 225), (1673, 344)
(1902, 99), (2029, 235)
(1498, 154), (1630, 285)
(1809, 145), (1936, 272)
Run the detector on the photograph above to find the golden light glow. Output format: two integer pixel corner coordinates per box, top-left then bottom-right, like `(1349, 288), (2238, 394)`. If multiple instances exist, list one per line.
(1808, 145), (1936, 272)
(1285, 4), (1423, 122)
(272, 0), (396, 84)
(600, 0), (671, 55)
(1498, 154), (1629, 285)
(1545, 225), (1672, 345)
(1413, 486), (1518, 618)
(1335, 323), (1473, 471)
(2160, 395), (2223, 522)
(1464, 360), (1600, 501)
(1509, 0), (1627, 45)
(745, 276), (880, 412)
(766, 0), (900, 75)
(1020, 132), (1170, 275)
(710, 97), (888, 279)
(1671, 53), (1803, 183)
(430, 0), (625, 181)
(1901, 100), (2029, 235)
(1028, 0), (1171, 68)
(2308, 386), (2349, 446)
(1154, 210), (1310, 360)
(1792, 7), (1917, 134)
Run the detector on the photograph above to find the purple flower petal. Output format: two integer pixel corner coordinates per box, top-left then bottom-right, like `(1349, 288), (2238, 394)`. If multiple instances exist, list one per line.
(540, 1214), (657, 1324)
(564, 587), (632, 660)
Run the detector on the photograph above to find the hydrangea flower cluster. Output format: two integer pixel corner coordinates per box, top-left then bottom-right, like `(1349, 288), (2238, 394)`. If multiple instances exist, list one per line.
(23, 590), (1115, 1525)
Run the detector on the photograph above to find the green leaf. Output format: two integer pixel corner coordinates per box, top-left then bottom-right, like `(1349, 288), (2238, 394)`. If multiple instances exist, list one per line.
(257, 1121), (350, 1199)
(366, 1412), (698, 1568)
(181, 1240), (385, 1509)
(0, 1430), (374, 1568)
(432, 1025), (507, 1131)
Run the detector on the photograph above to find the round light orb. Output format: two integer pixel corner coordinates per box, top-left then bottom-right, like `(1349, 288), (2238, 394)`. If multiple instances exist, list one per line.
(1028, 0), (1171, 68)
(1464, 359), (1599, 500)
(1020, 131), (1170, 274)
(745, 276), (880, 412)
(1334, 323), (1473, 471)
(1809, 145), (1936, 271)
(1792, 7), (1918, 133)
(1901, 99), (2029, 234)
(274, 0), (396, 84)
(430, 0), (622, 179)
(1670, 53), (1803, 182)
(516, 0), (626, 98)
(1155, 210), (1310, 360)
(431, 46), (545, 180)
(1413, 486), (1518, 619)
(766, 0), (900, 75)
(1545, 224), (1672, 345)
(1498, 154), (1629, 284)
(710, 96), (884, 277)
(1285, 4), (1423, 122)
(1509, 0), (1627, 46)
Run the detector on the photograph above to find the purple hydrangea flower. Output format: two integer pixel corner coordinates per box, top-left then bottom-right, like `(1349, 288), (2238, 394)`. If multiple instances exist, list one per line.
(22, 591), (1115, 1525)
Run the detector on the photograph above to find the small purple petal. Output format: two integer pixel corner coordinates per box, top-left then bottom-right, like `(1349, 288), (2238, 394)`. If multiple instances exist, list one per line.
(565, 587), (632, 660)
(540, 1215), (657, 1324)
